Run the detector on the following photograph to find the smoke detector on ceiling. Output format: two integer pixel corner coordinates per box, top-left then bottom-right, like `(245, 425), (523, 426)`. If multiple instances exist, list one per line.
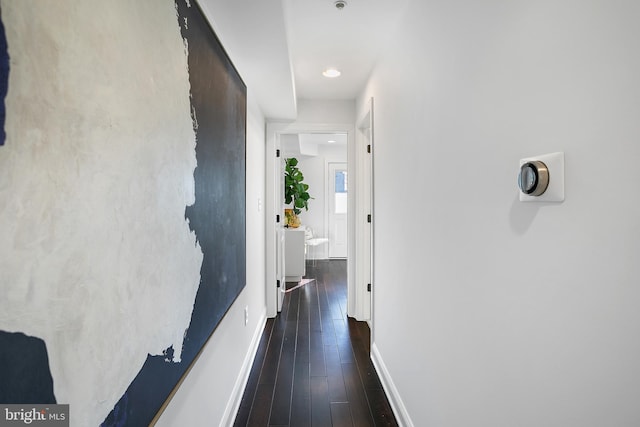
(334, 1), (347, 10)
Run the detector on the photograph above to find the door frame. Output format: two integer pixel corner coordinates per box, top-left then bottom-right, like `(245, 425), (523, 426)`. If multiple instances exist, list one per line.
(265, 122), (355, 317)
(265, 124), (284, 315)
(355, 98), (374, 323)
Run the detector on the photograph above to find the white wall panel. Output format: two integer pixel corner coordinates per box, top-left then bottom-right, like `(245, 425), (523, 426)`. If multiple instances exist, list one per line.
(357, 1), (640, 425)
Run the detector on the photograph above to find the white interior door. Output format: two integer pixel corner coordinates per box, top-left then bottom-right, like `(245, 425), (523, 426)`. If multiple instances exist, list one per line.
(353, 98), (374, 323)
(362, 127), (373, 321)
(276, 154), (285, 312)
(328, 163), (348, 258)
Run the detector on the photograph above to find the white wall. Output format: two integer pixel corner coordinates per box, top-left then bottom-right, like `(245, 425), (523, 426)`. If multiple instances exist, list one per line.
(297, 98), (356, 124)
(358, 1), (640, 426)
(156, 93), (266, 427)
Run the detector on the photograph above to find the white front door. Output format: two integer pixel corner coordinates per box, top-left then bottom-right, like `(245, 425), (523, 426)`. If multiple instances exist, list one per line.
(328, 163), (348, 258)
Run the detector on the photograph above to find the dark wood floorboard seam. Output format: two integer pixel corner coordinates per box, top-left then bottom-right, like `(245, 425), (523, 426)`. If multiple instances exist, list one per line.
(234, 260), (398, 427)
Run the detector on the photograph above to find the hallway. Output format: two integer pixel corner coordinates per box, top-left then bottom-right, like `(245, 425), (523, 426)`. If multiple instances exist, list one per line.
(234, 260), (397, 426)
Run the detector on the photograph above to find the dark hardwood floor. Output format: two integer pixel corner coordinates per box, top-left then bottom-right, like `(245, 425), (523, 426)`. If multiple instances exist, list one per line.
(233, 260), (398, 427)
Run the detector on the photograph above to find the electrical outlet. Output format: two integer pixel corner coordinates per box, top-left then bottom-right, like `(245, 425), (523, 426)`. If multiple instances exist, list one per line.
(244, 306), (249, 326)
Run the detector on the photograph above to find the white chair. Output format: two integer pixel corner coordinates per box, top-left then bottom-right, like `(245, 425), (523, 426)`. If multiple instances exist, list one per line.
(304, 227), (329, 266)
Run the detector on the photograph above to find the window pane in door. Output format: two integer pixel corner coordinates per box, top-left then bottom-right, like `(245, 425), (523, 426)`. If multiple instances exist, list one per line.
(334, 170), (347, 214)
(335, 170), (347, 193)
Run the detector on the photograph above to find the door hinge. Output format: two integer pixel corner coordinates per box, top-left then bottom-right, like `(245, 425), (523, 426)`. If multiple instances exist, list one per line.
(276, 149), (281, 157)
(367, 283), (372, 292)
(277, 280), (281, 288)
(276, 214), (280, 223)
(367, 214), (372, 223)
(367, 144), (371, 153)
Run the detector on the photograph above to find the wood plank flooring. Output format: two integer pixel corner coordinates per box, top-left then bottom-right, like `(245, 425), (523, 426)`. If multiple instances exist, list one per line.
(234, 260), (398, 427)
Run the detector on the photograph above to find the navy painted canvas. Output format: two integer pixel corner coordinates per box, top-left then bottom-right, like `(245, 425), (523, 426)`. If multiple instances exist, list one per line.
(101, 1), (247, 425)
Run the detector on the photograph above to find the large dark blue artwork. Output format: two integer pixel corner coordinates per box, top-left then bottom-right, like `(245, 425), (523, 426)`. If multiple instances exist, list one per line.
(0, 332), (56, 404)
(101, 1), (246, 425)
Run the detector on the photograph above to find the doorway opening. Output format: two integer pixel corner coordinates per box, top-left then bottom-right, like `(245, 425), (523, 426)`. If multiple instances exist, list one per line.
(266, 123), (354, 318)
(265, 100), (374, 325)
(284, 133), (347, 262)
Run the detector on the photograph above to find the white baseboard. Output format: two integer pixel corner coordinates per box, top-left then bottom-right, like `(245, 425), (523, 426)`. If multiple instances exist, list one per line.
(219, 310), (267, 427)
(371, 342), (414, 427)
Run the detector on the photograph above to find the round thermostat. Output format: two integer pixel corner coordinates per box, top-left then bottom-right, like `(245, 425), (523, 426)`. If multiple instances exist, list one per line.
(518, 161), (549, 196)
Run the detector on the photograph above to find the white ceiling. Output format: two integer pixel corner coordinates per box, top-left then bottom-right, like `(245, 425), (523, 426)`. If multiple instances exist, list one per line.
(199, 0), (410, 120)
(281, 133), (348, 157)
(299, 133), (348, 146)
(198, 0), (297, 119)
(284, 0), (410, 100)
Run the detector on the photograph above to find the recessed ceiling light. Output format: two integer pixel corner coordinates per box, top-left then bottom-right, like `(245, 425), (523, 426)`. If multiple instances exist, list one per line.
(322, 68), (341, 78)
(328, 140), (336, 144)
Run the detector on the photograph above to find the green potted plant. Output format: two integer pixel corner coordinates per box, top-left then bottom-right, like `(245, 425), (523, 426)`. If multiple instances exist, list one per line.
(284, 157), (312, 227)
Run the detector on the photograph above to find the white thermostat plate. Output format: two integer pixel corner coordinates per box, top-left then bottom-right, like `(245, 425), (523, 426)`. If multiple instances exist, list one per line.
(519, 152), (564, 202)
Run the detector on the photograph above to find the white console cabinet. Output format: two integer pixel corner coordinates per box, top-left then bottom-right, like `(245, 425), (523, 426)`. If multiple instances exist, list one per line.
(284, 228), (306, 282)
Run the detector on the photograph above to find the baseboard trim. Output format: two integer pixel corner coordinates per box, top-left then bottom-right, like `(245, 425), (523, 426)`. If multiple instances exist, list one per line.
(219, 310), (267, 427)
(371, 342), (414, 427)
